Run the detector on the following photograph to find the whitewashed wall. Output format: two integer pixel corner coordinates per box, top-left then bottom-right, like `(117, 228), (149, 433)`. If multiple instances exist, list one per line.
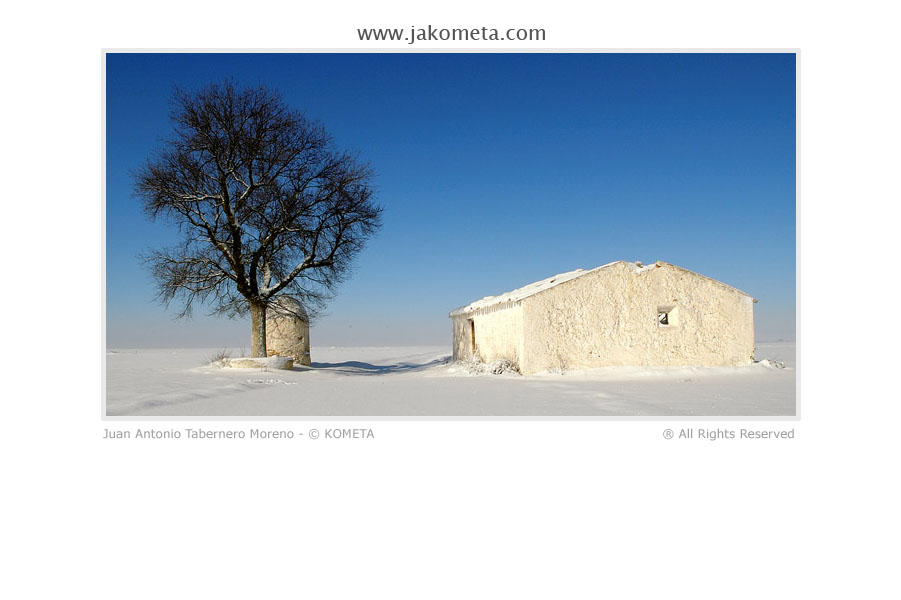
(519, 262), (754, 373)
(452, 303), (524, 365)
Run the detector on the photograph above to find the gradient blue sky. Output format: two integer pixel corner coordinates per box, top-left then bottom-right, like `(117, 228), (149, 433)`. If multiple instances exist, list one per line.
(106, 52), (795, 348)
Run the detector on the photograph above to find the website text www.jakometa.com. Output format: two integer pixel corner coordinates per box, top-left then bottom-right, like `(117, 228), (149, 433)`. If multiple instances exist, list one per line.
(357, 25), (546, 45)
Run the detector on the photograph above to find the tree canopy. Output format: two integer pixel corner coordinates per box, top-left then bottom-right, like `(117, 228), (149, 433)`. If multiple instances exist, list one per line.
(134, 80), (382, 356)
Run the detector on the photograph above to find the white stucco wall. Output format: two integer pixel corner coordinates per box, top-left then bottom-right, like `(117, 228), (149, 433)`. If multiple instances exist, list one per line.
(519, 262), (754, 373)
(452, 302), (524, 365)
(450, 261), (755, 374)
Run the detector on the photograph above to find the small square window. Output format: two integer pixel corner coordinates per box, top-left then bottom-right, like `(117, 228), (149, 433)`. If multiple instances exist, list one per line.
(657, 304), (679, 328)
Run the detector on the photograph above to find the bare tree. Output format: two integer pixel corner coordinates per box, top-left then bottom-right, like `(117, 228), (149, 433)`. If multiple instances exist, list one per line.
(134, 81), (382, 357)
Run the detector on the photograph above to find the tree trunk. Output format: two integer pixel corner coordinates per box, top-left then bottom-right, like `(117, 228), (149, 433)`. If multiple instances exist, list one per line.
(250, 301), (267, 357)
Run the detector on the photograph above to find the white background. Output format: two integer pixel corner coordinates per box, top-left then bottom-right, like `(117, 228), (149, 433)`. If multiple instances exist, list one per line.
(3, 1), (900, 598)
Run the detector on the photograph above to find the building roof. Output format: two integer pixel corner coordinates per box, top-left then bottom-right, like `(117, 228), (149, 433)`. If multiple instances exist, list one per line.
(449, 261), (753, 317)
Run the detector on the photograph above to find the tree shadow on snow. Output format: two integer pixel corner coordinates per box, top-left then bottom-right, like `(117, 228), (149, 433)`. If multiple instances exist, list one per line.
(309, 356), (450, 375)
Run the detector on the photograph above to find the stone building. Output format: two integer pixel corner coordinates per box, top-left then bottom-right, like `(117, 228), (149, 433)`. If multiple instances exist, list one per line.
(450, 261), (755, 374)
(265, 297), (312, 366)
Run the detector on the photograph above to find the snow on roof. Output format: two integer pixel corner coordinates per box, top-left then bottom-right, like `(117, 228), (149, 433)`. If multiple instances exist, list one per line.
(449, 261), (622, 316)
(449, 260), (753, 317)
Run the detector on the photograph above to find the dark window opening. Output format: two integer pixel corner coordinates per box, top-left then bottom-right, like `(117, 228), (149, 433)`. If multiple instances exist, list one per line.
(657, 304), (679, 328)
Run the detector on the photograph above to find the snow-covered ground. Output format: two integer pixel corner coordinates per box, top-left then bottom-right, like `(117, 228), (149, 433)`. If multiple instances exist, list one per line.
(105, 342), (795, 417)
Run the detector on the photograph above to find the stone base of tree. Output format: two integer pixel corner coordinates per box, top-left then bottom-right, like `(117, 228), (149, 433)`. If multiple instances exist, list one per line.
(227, 356), (295, 370)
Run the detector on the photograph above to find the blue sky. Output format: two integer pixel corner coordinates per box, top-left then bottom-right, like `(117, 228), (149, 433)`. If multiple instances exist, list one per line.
(106, 52), (795, 347)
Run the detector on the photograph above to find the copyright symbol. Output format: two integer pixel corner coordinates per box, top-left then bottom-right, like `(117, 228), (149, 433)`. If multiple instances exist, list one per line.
(309, 429), (320, 439)
(663, 429), (674, 440)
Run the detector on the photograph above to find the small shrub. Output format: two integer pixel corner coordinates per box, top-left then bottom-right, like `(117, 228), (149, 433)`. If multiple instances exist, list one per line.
(486, 358), (520, 375)
(757, 358), (786, 369)
(461, 355), (520, 375)
(548, 350), (568, 375)
(208, 348), (232, 367)
(461, 356), (484, 374)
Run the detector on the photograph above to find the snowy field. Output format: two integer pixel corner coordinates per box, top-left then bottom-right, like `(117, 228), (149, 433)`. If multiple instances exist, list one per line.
(105, 342), (795, 417)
